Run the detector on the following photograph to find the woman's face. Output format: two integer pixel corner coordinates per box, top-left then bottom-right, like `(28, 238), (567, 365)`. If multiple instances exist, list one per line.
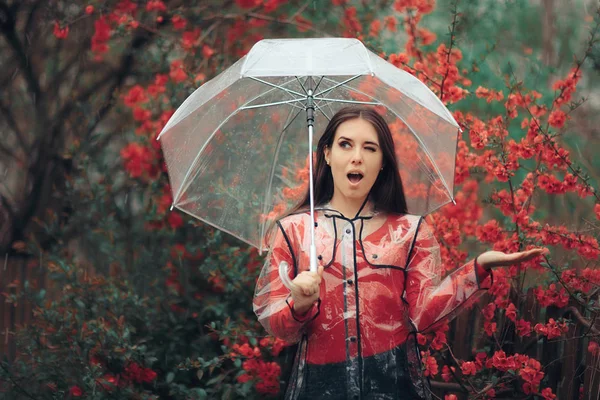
(324, 118), (384, 205)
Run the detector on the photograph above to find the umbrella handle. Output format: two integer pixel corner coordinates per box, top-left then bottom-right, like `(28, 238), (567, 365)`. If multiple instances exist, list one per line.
(278, 261), (297, 291)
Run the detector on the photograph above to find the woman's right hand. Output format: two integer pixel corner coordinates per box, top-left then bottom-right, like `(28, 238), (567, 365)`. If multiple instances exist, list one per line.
(290, 265), (324, 315)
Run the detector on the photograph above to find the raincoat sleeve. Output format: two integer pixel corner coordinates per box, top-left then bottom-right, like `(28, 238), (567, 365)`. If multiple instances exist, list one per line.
(405, 218), (492, 333)
(253, 220), (319, 343)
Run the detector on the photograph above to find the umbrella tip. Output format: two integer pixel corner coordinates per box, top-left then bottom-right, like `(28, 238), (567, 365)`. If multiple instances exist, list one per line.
(170, 204), (174, 211)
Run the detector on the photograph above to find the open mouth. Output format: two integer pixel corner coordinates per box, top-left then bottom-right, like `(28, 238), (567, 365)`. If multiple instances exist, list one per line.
(347, 172), (364, 184)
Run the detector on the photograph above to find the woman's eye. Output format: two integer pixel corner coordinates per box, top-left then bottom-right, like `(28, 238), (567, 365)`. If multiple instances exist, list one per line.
(366, 147), (377, 152)
(339, 141), (351, 148)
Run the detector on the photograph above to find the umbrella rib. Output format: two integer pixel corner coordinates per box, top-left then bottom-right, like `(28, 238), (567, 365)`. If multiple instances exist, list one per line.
(240, 98), (305, 110)
(319, 77), (455, 202)
(295, 76), (308, 95)
(313, 102), (331, 120)
(313, 75), (325, 94)
(314, 75), (361, 97)
(313, 97), (381, 106)
(249, 77), (305, 97)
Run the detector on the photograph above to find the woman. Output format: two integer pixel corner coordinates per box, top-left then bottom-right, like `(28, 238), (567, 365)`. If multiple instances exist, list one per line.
(253, 106), (545, 400)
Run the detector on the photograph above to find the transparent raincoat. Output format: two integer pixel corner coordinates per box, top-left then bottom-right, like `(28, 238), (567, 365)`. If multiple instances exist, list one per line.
(254, 206), (492, 400)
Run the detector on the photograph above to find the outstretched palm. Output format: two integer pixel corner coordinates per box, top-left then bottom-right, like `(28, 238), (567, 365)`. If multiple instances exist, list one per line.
(477, 248), (548, 271)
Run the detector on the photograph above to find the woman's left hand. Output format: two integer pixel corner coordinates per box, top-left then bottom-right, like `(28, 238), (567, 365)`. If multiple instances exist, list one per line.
(477, 248), (548, 271)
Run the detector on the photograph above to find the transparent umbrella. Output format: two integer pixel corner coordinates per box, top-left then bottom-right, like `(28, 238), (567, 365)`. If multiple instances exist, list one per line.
(157, 37), (460, 275)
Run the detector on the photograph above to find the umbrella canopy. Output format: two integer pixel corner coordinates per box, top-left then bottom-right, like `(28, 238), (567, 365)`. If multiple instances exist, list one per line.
(158, 38), (460, 252)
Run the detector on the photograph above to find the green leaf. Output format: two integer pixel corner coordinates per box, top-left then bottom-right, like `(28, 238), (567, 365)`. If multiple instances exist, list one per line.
(190, 388), (207, 400)
(166, 372), (175, 383)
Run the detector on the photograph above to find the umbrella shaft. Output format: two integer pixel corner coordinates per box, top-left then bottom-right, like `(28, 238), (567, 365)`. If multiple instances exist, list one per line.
(307, 89), (317, 273)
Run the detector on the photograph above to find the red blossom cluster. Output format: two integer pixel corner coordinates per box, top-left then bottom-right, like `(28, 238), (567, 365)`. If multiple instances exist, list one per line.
(562, 268), (600, 293)
(69, 385), (83, 397)
(588, 341), (600, 356)
(534, 284), (569, 307)
(53, 22), (69, 39)
(122, 361), (158, 383)
(453, 351), (556, 396)
(475, 86), (504, 103)
(88, 356), (157, 392)
(441, 365), (455, 382)
(120, 142), (160, 180)
(533, 318), (569, 340)
(421, 350), (439, 377)
(417, 324), (448, 351)
(393, 0), (435, 15)
(551, 67), (583, 107)
(229, 336), (288, 395)
(91, 16), (112, 58)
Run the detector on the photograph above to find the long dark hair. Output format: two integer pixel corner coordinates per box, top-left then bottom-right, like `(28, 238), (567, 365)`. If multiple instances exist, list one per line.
(289, 106), (408, 216)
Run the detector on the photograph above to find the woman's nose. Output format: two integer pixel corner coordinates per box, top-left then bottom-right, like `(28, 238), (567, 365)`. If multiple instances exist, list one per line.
(351, 149), (363, 164)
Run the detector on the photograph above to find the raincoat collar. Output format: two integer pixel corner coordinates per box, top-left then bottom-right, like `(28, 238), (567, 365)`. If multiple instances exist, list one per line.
(320, 201), (379, 221)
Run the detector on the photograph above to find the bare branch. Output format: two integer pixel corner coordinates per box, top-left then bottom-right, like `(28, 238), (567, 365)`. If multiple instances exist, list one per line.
(563, 306), (600, 335)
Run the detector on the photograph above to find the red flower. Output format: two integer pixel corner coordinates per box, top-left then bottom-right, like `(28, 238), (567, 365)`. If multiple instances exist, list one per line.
(588, 341), (600, 356)
(169, 60), (188, 83)
(235, 0), (261, 8)
(148, 74), (168, 97)
(85, 5), (94, 14)
(516, 319), (532, 337)
(384, 16), (397, 32)
(519, 358), (544, 393)
(484, 321), (496, 336)
(482, 302), (496, 320)
(123, 85), (148, 108)
(53, 22), (69, 39)
(123, 362), (158, 383)
(132, 107), (152, 122)
(91, 16), (111, 56)
(167, 212), (183, 229)
(430, 329), (447, 351)
(202, 44), (215, 59)
(491, 350), (517, 372)
(505, 303), (517, 322)
(146, 0), (167, 12)
(171, 15), (187, 30)
(441, 365), (455, 382)
(69, 386), (83, 397)
(182, 28), (201, 50)
(548, 109), (567, 128)
(461, 361), (477, 376)
(476, 220), (503, 243)
(421, 351), (438, 377)
(120, 143), (158, 179)
(541, 387), (556, 400)
(369, 20), (381, 37)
